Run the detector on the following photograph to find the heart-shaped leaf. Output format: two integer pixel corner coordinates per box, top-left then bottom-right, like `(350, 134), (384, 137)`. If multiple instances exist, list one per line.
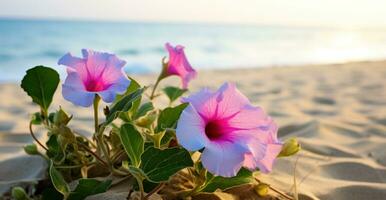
(163, 86), (187, 103)
(140, 147), (193, 183)
(105, 88), (144, 124)
(155, 103), (188, 133)
(21, 66), (60, 111)
(49, 161), (70, 199)
(119, 123), (144, 167)
(133, 102), (154, 119)
(202, 168), (253, 192)
(67, 179), (112, 200)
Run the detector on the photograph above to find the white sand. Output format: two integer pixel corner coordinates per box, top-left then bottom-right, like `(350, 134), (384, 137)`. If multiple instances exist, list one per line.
(1, 61), (386, 199)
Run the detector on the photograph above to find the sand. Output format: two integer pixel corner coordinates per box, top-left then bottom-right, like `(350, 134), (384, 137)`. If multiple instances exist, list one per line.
(1, 61), (386, 199)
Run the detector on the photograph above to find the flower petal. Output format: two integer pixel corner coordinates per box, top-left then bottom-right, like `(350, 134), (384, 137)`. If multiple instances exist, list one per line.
(215, 83), (251, 118)
(58, 53), (84, 68)
(227, 105), (270, 130)
(201, 141), (246, 177)
(181, 88), (218, 121)
(62, 72), (95, 107)
(97, 76), (130, 103)
(176, 105), (208, 151)
(165, 43), (197, 89)
(81, 49), (113, 79)
(253, 143), (282, 173)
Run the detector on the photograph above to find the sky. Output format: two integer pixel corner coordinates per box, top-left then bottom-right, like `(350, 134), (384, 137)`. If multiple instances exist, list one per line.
(0, 0), (386, 28)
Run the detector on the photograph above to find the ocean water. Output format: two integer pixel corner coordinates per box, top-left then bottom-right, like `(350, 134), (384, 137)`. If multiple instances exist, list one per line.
(1, 18), (386, 82)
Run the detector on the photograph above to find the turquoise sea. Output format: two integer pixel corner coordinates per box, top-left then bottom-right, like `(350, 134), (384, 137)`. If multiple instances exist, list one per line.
(1, 18), (386, 82)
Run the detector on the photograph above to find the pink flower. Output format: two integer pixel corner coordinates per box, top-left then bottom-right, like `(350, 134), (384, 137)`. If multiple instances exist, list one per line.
(58, 49), (130, 107)
(165, 43), (197, 89)
(176, 83), (282, 177)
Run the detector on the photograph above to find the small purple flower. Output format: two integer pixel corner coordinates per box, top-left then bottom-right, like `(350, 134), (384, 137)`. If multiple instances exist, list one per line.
(165, 43), (197, 89)
(176, 83), (282, 177)
(58, 49), (130, 107)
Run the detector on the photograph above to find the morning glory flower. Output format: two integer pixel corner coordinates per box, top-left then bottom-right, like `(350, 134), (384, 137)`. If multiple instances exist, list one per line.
(164, 43), (197, 89)
(176, 83), (282, 177)
(58, 49), (130, 107)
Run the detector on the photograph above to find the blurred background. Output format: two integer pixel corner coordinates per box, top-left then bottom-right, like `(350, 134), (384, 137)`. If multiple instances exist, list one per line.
(0, 0), (386, 82)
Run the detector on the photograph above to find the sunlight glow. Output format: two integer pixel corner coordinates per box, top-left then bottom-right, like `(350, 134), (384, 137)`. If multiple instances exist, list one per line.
(0, 0), (386, 28)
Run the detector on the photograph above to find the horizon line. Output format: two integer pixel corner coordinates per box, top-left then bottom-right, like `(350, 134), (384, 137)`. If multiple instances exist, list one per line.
(1, 15), (385, 31)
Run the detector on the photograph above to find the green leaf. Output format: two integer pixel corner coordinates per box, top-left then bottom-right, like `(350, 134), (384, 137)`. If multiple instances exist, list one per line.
(115, 77), (141, 101)
(21, 66), (60, 111)
(160, 129), (175, 146)
(49, 161), (70, 198)
(46, 135), (65, 163)
(140, 147), (193, 183)
(127, 166), (148, 181)
(143, 180), (159, 193)
(31, 112), (43, 125)
(11, 187), (30, 200)
(105, 88), (144, 124)
(119, 123), (144, 167)
(133, 102), (154, 119)
(67, 179), (112, 200)
(116, 77), (142, 118)
(163, 86), (187, 103)
(155, 103), (188, 133)
(202, 168), (253, 192)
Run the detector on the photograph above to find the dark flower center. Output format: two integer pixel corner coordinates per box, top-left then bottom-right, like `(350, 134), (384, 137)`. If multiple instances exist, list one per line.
(205, 121), (224, 140)
(84, 78), (110, 92)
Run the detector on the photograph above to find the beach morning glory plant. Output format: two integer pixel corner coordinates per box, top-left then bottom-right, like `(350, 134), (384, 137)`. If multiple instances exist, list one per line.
(19, 43), (300, 200)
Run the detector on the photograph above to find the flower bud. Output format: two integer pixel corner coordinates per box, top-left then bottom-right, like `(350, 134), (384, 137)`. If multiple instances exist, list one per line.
(12, 187), (29, 200)
(24, 144), (39, 155)
(254, 183), (269, 197)
(278, 138), (301, 157)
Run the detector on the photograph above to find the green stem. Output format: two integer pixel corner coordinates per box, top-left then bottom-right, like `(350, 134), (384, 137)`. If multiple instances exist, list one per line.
(41, 108), (49, 127)
(134, 176), (145, 200)
(150, 77), (162, 100)
(112, 167), (130, 176)
(110, 149), (125, 163)
(93, 95), (112, 169)
(150, 56), (168, 100)
(29, 121), (48, 151)
(78, 142), (108, 167)
(93, 95), (101, 134)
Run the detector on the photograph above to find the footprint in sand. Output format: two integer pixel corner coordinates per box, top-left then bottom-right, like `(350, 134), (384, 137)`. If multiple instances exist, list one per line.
(312, 97), (336, 105)
(0, 121), (15, 132)
(302, 109), (337, 116)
